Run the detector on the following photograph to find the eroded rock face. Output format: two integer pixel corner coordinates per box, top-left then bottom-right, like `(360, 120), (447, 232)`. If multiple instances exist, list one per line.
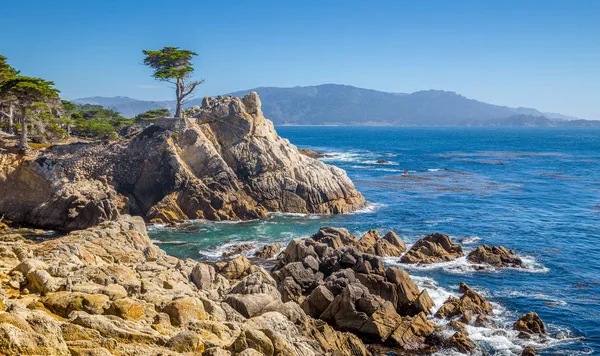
(0, 92), (365, 231)
(467, 245), (524, 268)
(400, 233), (463, 264)
(0, 216), (369, 356)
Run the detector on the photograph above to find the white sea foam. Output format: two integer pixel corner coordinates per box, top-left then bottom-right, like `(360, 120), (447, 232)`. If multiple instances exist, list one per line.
(348, 202), (387, 214)
(407, 274), (581, 355)
(458, 236), (482, 244)
(198, 240), (261, 260)
(389, 253), (548, 275)
(427, 168), (446, 172)
(495, 290), (567, 306)
(363, 160), (400, 166)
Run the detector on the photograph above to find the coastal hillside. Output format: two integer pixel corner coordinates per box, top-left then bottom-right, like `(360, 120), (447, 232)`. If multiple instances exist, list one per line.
(73, 84), (596, 126)
(0, 93), (365, 231)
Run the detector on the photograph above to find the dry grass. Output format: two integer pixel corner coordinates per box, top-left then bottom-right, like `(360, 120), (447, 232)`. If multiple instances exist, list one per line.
(28, 143), (54, 149)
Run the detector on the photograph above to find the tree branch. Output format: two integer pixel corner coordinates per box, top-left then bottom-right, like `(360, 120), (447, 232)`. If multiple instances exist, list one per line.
(181, 80), (205, 100)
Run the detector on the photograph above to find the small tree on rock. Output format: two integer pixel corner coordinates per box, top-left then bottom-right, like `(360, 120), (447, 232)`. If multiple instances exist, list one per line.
(142, 47), (204, 119)
(0, 76), (60, 151)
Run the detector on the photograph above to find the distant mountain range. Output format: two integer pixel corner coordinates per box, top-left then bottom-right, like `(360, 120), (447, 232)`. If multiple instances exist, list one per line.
(73, 84), (599, 126)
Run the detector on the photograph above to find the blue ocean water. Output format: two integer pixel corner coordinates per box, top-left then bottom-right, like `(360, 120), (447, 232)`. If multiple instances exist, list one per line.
(149, 127), (600, 355)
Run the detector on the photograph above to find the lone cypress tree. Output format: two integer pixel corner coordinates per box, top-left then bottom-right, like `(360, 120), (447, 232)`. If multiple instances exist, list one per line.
(142, 47), (204, 119)
(0, 76), (60, 151)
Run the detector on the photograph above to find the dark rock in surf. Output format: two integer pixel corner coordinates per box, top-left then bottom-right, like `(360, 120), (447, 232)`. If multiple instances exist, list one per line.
(467, 244), (524, 268)
(400, 233), (463, 264)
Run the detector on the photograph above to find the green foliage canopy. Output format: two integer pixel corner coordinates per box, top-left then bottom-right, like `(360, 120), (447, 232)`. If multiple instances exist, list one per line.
(134, 108), (170, 122)
(0, 76), (60, 107)
(142, 47), (197, 83)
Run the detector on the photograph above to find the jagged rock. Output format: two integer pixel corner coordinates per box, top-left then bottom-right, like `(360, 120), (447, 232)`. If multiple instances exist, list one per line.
(311, 227), (359, 250)
(190, 262), (216, 290)
(298, 148), (327, 159)
(272, 261), (323, 294)
(0, 93), (365, 231)
(224, 293), (278, 318)
(214, 256), (258, 281)
(222, 243), (254, 258)
(400, 233), (463, 264)
(357, 230), (379, 254)
(300, 284), (335, 318)
(105, 298), (146, 320)
(445, 330), (476, 353)
(385, 267), (433, 315)
(254, 243), (281, 259)
(320, 283), (400, 343)
(387, 312), (435, 351)
(230, 270), (280, 300)
(231, 328), (275, 355)
(514, 312), (546, 336)
(162, 297), (206, 326)
(435, 282), (492, 322)
(41, 292), (110, 318)
(522, 345), (536, 356)
(467, 245), (525, 268)
(0, 216), (371, 355)
(167, 330), (205, 353)
(374, 238), (404, 257)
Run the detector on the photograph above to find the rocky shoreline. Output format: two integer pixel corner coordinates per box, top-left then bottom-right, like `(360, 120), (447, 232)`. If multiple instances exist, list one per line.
(0, 217), (549, 355)
(0, 93), (365, 232)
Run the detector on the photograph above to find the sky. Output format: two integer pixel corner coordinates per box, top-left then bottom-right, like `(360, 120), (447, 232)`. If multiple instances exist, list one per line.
(2, 0), (599, 119)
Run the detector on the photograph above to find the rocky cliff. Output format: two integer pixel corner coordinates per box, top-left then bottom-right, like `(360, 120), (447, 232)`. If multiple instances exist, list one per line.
(0, 92), (365, 231)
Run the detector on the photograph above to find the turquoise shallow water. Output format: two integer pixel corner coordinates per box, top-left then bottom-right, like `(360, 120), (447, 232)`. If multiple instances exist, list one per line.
(149, 127), (600, 355)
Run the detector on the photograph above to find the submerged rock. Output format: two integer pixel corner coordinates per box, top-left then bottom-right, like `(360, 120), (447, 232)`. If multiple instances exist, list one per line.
(400, 233), (463, 264)
(0, 92), (365, 231)
(253, 243), (281, 259)
(522, 345), (536, 356)
(467, 245), (525, 268)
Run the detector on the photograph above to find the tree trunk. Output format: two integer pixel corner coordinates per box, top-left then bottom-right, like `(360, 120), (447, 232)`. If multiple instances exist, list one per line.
(19, 107), (28, 152)
(7, 103), (13, 134)
(175, 78), (183, 118)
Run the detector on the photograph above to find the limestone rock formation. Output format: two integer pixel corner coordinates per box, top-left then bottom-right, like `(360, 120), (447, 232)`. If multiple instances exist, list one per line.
(0, 215), (369, 355)
(400, 233), (463, 264)
(467, 245), (525, 268)
(0, 92), (365, 231)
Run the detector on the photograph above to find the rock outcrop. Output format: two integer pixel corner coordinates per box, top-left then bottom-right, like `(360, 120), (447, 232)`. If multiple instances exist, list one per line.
(0, 215), (368, 355)
(514, 312), (546, 337)
(0, 92), (365, 231)
(273, 227), (436, 353)
(467, 245), (525, 268)
(435, 282), (493, 323)
(400, 233), (463, 264)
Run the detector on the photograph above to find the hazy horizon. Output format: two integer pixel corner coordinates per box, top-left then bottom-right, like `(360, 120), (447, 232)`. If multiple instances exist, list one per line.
(3, 0), (600, 119)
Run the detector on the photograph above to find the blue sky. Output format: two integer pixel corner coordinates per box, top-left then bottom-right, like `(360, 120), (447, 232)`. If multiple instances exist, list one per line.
(2, 0), (599, 119)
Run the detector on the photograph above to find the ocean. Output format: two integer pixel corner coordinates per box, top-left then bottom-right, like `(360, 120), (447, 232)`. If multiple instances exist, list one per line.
(149, 126), (600, 355)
